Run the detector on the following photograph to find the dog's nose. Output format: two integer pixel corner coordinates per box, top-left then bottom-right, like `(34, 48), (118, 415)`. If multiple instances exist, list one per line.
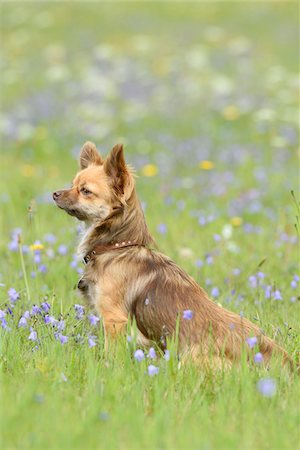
(53, 191), (62, 201)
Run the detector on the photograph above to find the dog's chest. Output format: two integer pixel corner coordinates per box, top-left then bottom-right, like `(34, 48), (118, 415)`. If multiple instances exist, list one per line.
(77, 273), (101, 309)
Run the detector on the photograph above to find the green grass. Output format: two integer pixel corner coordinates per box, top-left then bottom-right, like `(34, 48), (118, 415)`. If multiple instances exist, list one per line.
(0, 2), (299, 450)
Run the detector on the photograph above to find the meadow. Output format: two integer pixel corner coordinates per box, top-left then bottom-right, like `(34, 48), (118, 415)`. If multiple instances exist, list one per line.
(0, 3), (299, 449)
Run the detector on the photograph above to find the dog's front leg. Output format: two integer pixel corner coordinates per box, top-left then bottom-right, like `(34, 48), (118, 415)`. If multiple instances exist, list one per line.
(100, 305), (128, 353)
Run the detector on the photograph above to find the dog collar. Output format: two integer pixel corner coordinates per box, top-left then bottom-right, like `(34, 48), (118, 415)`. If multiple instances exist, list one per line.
(83, 240), (144, 264)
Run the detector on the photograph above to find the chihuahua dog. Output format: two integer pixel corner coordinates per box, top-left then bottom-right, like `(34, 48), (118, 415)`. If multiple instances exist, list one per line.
(53, 142), (292, 369)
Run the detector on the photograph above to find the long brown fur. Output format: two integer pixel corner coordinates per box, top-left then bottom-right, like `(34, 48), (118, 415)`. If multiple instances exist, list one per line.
(53, 141), (293, 370)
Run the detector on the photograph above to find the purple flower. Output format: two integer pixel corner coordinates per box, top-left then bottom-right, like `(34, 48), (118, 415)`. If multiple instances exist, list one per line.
(293, 274), (300, 282)
(44, 233), (56, 244)
(31, 305), (42, 316)
(88, 337), (97, 347)
(148, 347), (156, 359)
(291, 280), (297, 289)
(257, 272), (265, 279)
(164, 350), (170, 361)
(88, 314), (100, 326)
(246, 336), (258, 349)
(148, 365), (159, 377)
(41, 302), (50, 313)
(157, 223), (167, 234)
(0, 310), (6, 319)
(211, 287), (219, 298)
(232, 268), (241, 276)
(183, 310), (193, 320)
(58, 244), (68, 255)
(265, 286), (272, 299)
(213, 234), (221, 242)
(70, 260), (77, 268)
(8, 240), (19, 252)
(38, 264), (47, 273)
(58, 334), (68, 345)
(257, 378), (276, 397)
(248, 276), (257, 288)
(134, 349), (145, 362)
(44, 315), (57, 325)
(0, 317), (8, 330)
(23, 310), (30, 319)
(74, 304), (85, 319)
(31, 271), (36, 279)
(8, 288), (20, 303)
(57, 320), (65, 331)
(195, 259), (203, 268)
(254, 352), (264, 364)
(34, 253), (41, 264)
(18, 317), (27, 327)
(28, 330), (38, 341)
(273, 290), (282, 301)
(127, 335), (132, 343)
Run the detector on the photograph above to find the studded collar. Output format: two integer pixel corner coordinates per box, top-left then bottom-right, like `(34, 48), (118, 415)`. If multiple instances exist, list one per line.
(83, 240), (144, 264)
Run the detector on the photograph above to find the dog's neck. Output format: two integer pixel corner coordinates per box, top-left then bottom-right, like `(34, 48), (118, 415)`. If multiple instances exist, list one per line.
(77, 190), (155, 259)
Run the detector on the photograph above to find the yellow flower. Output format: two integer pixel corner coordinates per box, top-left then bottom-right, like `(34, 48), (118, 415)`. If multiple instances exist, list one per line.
(30, 243), (44, 251)
(222, 105), (240, 121)
(199, 160), (214, 170)
(21, 164), (35, 177)
(141, 164), (158, 177)
(230, 216), (243, 227)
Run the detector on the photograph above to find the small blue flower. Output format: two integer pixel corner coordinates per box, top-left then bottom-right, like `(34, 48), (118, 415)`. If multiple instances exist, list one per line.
(157, 223), (167, 234)
(31, 305), (42, 316)
(273, 290), (282, 301)
(257, 378), (276, 397)
(246, 336), (258, 349)
(34, 253), (42, 264)
(23, 310), (30, 319)
(44, 315), (57, 325)
(0, 310), (6, 319)
(164, 350), (170, 361)
(148, 347), (156, 359)
(0, 317), (8, 330)
(44, 233), (56, 244)
(293, 274), (300, 282)
(58, 244), (68, 255)
(58, 333), (68, 345)
(18, 317), (27, 327)
(38, 264), (47, 273)
(211, 287), (219, 298)
(8, 288), (20, 303)
(183, 310), (193, 320)
(88, 336), (97, 347)
(265, 286), (272, 299)
(126, 335), (132, 343)
(74, 304), (85, 319)
(57, 320), (65, 331)
(134, 349), (145, 362)
(254, 352), (264, 364)
(28, 330), (38, 341)
(148, 365), (159, 377)
(88, 314), (100, 326)
(41, 302), (51, 313)
(248, 276), (257, 288)
(291, 280), (297, 289)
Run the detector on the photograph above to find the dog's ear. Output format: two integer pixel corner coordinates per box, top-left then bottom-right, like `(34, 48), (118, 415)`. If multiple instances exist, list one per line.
(104, 144), (129, 195)
(79, 141), (103, 169)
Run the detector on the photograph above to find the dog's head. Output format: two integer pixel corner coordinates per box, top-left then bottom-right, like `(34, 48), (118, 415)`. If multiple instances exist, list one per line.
(53, 142), (134, 222)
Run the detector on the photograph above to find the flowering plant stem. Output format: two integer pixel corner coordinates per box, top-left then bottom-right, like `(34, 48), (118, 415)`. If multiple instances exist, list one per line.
(18, 235), (31, 302)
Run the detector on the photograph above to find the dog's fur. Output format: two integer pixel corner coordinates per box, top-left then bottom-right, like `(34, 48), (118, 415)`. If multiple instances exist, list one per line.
(53, 141), (292, 369)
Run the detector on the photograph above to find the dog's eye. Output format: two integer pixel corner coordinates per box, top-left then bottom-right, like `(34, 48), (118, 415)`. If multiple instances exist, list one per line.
(81, 187), (92, 195)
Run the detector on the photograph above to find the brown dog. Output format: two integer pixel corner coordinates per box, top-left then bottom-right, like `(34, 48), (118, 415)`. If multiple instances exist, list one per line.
(53, 141), (292, 369)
